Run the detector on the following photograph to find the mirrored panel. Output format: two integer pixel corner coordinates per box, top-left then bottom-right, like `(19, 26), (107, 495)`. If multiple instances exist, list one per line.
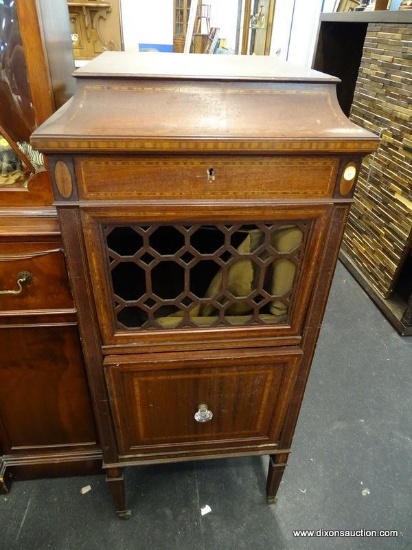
(0, 1), (44, 191)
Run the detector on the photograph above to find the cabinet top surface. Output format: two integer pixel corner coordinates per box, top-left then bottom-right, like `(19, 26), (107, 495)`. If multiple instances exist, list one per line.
(74, 52), (339, 83)
(32, 53), (378, 155)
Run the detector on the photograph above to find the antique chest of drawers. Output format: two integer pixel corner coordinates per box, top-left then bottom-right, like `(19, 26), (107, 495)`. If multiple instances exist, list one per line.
(0, 0), (100, 493)
(32, 52), (377, 517)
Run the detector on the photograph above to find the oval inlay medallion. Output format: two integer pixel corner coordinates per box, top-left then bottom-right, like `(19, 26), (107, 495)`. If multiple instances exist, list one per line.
(339, 161), (357, 196)
(55, 160), (73, 199)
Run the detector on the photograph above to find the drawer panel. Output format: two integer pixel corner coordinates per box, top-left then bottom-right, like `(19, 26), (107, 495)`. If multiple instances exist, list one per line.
(0, 243), (73, 313)
(76, 155), (339, 201)
(104, 348), (301, 458)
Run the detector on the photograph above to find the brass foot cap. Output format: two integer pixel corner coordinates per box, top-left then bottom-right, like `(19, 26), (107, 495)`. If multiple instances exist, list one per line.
(117, 509), (132, 520)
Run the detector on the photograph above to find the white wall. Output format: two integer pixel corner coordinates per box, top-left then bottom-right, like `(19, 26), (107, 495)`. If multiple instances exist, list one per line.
(207, 0), (239, 51)
(121, 0), (241, 52)
(270, 0), (323, 67)
(322, 0), (337, 10)
(269, 0), (295, 61)
(287, 0), (323, 67)
(120, 0), (322, 63)
(121, 0), (173, 51)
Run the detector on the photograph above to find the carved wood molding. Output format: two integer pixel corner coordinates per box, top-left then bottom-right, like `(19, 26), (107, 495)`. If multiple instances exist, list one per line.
(68, 1), (118, 59)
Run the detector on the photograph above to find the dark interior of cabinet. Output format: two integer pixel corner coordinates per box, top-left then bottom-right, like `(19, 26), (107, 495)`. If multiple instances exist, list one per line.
(104, 222), (308, 331)
(396, 252), (412, 301)
(313, 22), (367, 116)
(314, 17), (412, 334)
(395, 252), (412, 326)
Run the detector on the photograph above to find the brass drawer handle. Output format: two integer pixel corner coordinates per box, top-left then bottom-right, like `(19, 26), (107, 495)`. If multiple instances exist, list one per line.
(0, 271), (33, 295)
(194, 403), (213, 423)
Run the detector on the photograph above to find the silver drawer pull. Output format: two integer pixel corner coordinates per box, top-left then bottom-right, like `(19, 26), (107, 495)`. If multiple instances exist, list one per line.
(194, 403), (213, 423)
(0, 271), (33, 295)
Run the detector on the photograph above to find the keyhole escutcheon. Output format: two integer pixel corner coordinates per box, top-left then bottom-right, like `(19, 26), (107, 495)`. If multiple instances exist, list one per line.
(207, 167), (215, 182)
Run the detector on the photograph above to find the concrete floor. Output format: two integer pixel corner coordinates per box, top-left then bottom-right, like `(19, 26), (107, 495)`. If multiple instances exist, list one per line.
(1, 261), (411, 550)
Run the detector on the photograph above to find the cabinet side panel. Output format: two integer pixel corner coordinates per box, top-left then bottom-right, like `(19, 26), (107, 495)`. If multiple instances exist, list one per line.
(58, 207), (120, 464)
(279, 204), (350, 450)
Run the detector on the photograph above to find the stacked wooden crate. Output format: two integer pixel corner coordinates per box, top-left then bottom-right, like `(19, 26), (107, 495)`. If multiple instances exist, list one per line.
(342, 22), (412, 299)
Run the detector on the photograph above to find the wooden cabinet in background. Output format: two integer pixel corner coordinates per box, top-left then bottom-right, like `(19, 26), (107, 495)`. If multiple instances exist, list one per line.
(0, 0), (101, 494)
(0, 322), (96, 459)
(313, 10), (412, 335)
(68, 0), (122, 61)
(32, 52), (377, 517)
(173, 0), (191, 52)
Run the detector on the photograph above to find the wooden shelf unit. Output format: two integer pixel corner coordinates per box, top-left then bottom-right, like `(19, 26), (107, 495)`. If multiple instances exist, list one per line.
(313, 11), (412, 336)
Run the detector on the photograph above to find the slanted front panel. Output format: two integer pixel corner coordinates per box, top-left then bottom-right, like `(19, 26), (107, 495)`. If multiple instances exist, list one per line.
(104, 348), (301, 459)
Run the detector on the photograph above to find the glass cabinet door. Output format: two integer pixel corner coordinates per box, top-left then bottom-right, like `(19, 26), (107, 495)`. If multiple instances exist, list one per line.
(81, 204), (330, 351)
(173, 0), (191, 52)
(0, 0), (53, 205)
(0, 1), (35, 142)
(104, 221), (306, 330)
(0, 0), (35, 190)
(0, 132), (44, 191)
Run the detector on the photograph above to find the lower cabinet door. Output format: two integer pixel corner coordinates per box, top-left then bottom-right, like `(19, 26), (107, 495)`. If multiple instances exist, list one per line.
(104, 347), (302, 459)
(0, 324), (97, 452)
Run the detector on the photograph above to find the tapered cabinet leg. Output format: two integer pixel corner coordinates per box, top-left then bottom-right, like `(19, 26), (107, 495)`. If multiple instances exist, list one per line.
(0, 462), (12, 494)
(266, 453), (288, 504)
(0, 475), (12, 494)
(106, 467), (131, 519)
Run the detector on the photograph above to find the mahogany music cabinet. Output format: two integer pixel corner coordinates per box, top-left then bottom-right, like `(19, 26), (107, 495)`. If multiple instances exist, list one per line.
(32, 52), (378, 518)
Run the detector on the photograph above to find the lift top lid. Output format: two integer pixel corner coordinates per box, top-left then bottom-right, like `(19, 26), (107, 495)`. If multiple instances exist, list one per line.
(74, 51), (339, 83)
(32, 52), (378, 155)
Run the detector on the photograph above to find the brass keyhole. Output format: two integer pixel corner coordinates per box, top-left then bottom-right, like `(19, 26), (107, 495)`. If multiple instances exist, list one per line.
(207, 167), (215, 182)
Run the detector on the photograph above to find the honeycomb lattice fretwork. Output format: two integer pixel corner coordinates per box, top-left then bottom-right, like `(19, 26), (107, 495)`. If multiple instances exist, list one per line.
(104, 222), (309, 331)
